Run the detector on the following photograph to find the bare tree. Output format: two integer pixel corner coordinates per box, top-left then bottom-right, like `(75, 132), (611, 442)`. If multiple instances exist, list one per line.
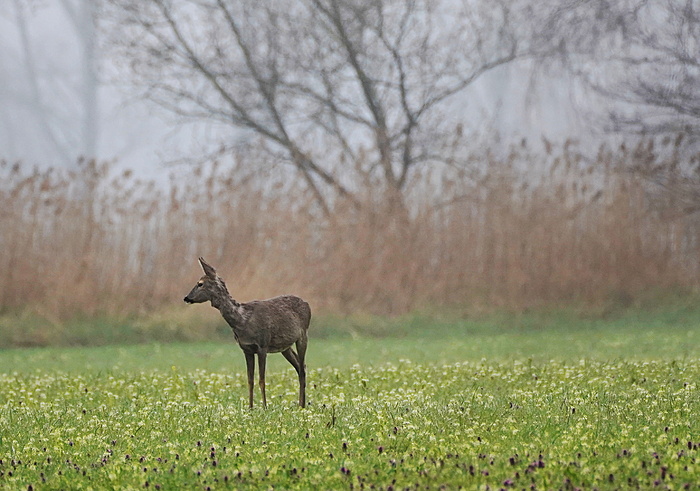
(542, 0), (700, 140)
(535, 0), (700, 216)
(59, 0), (100, 160)
(1, 0), (100, 166)
(106, 0), (527, 214)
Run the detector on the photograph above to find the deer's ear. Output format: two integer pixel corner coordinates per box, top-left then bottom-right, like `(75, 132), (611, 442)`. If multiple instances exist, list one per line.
(198, 257), (217, 278)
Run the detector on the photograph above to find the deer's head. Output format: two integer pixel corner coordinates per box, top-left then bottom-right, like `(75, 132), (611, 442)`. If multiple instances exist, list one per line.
(184, 257), (228, 304)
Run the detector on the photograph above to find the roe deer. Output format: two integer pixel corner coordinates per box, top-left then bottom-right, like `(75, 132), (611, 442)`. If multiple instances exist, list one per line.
(184, 257), (310, 408)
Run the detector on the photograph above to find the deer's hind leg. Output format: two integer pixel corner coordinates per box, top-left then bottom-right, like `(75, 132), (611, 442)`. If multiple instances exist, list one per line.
(257, 349), (268, 409)
(295, 334), (308, 408)
(282, 348), (305, 408)
(282, 348), (301, 373)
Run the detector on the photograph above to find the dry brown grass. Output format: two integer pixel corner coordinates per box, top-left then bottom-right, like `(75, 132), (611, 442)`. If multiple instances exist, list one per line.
(2, 139), (699, 320)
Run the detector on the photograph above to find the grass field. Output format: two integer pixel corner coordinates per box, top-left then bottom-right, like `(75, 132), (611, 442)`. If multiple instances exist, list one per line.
(2, 310), (700, 489)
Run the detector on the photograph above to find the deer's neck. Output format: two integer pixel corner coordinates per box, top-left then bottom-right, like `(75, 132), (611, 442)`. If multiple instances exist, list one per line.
(211, 294), (246, 329)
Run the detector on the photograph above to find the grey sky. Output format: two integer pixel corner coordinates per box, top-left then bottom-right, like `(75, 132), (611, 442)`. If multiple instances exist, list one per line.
(0, 1), (599, 175)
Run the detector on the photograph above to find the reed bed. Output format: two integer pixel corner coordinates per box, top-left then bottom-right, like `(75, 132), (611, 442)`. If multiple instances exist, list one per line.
(1, 139), (699, 321)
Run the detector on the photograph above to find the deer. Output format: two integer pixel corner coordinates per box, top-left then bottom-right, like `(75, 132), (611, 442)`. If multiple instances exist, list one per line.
(183, 257), (310, 408)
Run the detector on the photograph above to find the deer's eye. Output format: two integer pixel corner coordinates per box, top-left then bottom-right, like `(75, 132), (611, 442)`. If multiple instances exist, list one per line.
(197, 282), (204, 287)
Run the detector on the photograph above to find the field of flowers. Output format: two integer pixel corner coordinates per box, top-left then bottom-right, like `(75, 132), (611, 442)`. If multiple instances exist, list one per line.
(2, 326), (700, 489)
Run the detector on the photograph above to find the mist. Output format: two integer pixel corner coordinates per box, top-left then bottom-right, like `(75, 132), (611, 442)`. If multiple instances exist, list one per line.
(1, 0), (598, 174)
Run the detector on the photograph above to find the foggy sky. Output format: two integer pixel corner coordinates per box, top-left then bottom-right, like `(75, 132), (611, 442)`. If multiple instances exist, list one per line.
(0, 1), (592, 176)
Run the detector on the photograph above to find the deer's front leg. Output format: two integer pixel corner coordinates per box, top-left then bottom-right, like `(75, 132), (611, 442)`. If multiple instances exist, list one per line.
(244, 351), (255, 408)
(258, 350), (268, 409)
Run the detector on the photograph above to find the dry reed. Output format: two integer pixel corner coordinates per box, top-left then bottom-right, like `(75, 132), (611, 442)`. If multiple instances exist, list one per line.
(1, 139), (699, 321)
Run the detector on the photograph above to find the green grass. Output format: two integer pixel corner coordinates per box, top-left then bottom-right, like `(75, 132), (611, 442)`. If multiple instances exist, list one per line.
(2, 310), (700, 489)
(4, 297), (700, 348)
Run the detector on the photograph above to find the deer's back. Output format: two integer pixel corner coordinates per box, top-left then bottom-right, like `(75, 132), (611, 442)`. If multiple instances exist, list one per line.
(240, 295), (310, 353)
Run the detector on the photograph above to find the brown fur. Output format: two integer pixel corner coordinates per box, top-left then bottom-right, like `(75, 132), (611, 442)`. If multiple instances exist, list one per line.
(184, 257), (310, 408)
